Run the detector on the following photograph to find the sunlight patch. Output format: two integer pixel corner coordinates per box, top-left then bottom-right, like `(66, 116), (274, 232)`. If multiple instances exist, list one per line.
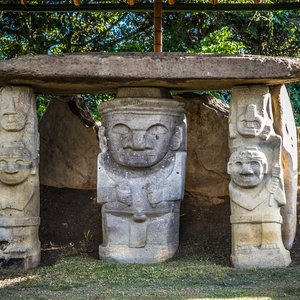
(0, 275), (38, 288)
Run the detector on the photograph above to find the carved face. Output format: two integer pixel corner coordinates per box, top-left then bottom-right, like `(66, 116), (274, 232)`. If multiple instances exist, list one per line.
(0, 146), (34, 185)
(106, 114), (180, 167)
(0, 95), (28, 131)
(237, 104), (264, 137)
(228, 148), (267, 188)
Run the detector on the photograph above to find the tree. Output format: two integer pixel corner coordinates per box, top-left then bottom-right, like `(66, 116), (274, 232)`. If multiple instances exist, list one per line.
(0, 7), (299, 121)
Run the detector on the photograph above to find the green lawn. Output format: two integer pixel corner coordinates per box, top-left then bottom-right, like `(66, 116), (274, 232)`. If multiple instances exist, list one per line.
(1, 245), (300, 300)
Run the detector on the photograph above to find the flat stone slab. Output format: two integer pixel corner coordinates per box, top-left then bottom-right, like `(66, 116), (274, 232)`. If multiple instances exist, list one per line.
(0, 53), (300, 94)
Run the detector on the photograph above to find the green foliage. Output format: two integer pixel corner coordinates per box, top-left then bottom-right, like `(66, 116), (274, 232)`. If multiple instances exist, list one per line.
(1, 8), (300, 121)
(36, 95), (51, 120)
(287, 82), (300, 126)
(189, 26), (245, 54)
(0, 11), (152, 59)
(81, 93), (115, 120)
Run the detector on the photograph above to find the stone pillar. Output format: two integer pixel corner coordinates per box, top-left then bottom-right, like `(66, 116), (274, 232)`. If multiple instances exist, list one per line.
(271, 85), (298, 251)
(97, 88), (186, 263)
(228, 85), (291, 269)
(0, 87), (40, 270)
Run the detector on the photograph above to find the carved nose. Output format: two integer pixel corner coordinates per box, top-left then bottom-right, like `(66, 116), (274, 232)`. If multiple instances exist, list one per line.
(6, 162), (18, 173)
(4, 100), (17, 114)
(131, 131), (146, 150)
(245, 104), (256, 121)
(240, 163), (254, 175)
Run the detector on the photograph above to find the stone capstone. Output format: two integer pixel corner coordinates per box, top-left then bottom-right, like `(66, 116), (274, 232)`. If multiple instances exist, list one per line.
(0, 53), (300, 94)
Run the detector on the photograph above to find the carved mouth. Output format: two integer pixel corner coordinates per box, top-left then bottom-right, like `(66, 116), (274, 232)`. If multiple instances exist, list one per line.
(240, 174), (254, 180)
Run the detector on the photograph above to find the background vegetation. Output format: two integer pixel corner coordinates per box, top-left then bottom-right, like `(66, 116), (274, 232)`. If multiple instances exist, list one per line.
(1, 5), (300, 121)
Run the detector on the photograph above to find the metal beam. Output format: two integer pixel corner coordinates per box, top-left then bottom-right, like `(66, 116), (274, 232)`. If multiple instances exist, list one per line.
(0, 3), (300, 12)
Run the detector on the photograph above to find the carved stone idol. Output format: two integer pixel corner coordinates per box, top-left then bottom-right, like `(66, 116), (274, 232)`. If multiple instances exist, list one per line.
(228, 86), (292, 269)
(97, 88), (186, 263)
(0, 87), (40, 270)
(228, 146), (290, 268)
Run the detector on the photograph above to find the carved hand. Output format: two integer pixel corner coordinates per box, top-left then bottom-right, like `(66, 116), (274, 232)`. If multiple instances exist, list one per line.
(116, 183), (132, 206)
(146, 183), (163, 207)
(272, 165), (282, 178)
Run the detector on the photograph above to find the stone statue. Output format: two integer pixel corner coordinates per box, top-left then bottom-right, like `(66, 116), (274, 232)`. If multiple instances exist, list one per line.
(97, 88), (186, 263)
(228, 146), (290, 268)
(228, 86), (292, 268)
(0, 87), (40, 270)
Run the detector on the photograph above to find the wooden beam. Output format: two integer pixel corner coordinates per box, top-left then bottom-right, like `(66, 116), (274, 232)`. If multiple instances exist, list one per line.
(154, 0), (163, 53)
(128, 0), (135, 6)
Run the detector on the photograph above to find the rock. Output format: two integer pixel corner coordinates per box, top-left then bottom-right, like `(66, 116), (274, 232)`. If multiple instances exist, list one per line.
(39, 98), (99, 189)
(272, 85), (298, 250)
(179, 93), (230, 205)
(178, 93), (231, 247)
(0, 53), (300, 94)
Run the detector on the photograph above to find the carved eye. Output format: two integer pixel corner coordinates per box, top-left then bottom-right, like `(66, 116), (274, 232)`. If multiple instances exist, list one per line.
(0, 160), (6, 166)
(111, 124), (131, 135)
(235, 161), (242, 167)
(16, 159), (25, 165)
(250, 161), (260, 169)
(147, 124), (168, 135)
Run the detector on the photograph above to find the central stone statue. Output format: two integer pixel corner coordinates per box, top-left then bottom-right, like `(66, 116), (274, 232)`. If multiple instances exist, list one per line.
(97, 88), (186, 263)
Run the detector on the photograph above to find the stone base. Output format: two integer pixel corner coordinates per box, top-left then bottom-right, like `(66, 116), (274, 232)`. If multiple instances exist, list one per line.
(99, 243), (178, 264)
(0, 253), (40, 270)
(231, 247), (291, 269)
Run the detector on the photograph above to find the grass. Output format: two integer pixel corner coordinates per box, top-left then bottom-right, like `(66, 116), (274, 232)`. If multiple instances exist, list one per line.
(0, 244), (300, 300)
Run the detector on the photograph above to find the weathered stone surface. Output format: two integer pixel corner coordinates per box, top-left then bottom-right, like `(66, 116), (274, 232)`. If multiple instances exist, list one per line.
(0, 53), (300, 94)
(97, 88), (186, 263)
(228, 86), (291, 269)
(39, 98), (99, 189)
(0, 86), (40, 270)
(272, 85), (298, 250)
(178, 93), (230, 206)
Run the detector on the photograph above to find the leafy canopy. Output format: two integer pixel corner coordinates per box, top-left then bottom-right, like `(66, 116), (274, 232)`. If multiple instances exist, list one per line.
(0, 8), (299, 121)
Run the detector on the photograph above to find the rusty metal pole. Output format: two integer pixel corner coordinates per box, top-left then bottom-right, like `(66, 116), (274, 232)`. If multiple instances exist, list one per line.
(154, 0), (163, 52)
